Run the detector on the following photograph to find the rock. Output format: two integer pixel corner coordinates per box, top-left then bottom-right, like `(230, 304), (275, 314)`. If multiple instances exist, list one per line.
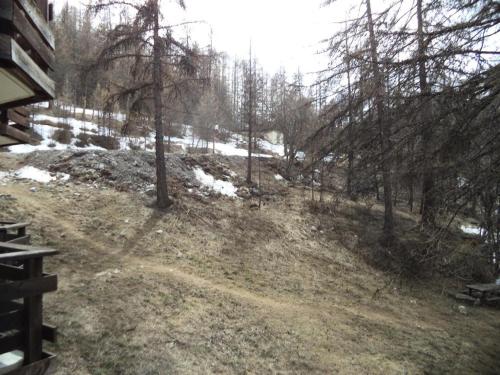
(30, 187), (37, 192)
(250, 187), (260, 196)
(156, 229), (163, 234)
(95, 268), (121, 279)
(0, 194), (16, 201)
(343, 233), (359, 250)
(237, 187), (251, 199)
(311, 226), (318, 232)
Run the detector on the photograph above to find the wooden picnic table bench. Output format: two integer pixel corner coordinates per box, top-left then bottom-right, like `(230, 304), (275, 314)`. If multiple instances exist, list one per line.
(0, 222), (31, 244)
(466, 283), (500, 303)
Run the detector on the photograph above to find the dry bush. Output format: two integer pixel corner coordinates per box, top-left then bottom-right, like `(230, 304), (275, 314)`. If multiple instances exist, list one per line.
(75, 134), (120, 150)
(169, 123), (184, 138)
(216, 128), (232, 142)
(52, 129), (74, 144)
(445, 243), (495, 282)
(307, 197), (340, 216)
(187, 146), (209, 154)
(75, 133), (90, 148)
(128, 141), (142, 151)
(90, 135), (120, 150)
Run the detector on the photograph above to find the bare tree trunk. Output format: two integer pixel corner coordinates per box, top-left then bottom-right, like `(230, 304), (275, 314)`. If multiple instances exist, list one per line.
(246, 43), (253, 184)
(345, 30), (354, 199)
(153, 0), (171, 209)
(258, 155), (262, 209)
(311, 160), (315, 201)
(319, 159), (325, 203)
(408, 140), (415, 212)
(373, 167), (380, 201)
(366, 0), (394, 242)
(417, 0), (435, 227)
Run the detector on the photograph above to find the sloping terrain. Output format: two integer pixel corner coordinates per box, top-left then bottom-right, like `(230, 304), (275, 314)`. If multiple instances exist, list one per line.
(0, 151), (499, 374)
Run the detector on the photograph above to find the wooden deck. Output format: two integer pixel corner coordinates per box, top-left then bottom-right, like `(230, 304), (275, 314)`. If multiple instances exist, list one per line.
(0, 221), (58, 374)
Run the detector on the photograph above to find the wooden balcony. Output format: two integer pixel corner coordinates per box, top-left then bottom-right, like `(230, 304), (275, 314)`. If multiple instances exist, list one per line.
(0, 0), (55, 109)
(0, 222), (58, 375)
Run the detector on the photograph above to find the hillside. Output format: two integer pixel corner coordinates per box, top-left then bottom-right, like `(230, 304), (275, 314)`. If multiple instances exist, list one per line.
(1, 145), (499, 374)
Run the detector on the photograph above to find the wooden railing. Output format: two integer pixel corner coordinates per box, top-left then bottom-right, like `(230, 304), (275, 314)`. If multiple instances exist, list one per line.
(0, 222), (57, 375)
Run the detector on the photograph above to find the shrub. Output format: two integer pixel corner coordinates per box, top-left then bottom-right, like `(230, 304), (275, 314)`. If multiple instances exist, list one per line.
(75, 133), (90, 148)
(89, 134), (120, 150)
(165, 123), (183, 138)
(128, 141), (142, 151)
(52, 129), (74, 144)
(74, 133), (120, 150)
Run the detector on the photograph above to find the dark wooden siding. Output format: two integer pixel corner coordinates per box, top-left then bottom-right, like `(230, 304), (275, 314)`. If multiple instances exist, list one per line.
(35, 0), (48, 21)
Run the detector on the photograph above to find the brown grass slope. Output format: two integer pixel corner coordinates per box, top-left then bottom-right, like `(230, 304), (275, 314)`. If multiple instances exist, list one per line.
(0, 152), (499, 374)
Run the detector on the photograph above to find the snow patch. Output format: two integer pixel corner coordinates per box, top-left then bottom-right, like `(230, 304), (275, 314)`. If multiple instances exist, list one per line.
(460, 225), (484, 236)
(10, 166), (69, 183)
(7, 107), (289, 160)
(0, 350), (23, 373)
(259, 139), (285, 156)
(274, 174), (284, 181)
(193, 167), (237, 197)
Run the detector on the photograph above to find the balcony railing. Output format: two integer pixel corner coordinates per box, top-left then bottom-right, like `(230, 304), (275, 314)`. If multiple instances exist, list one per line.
(0, 222), (58, 375)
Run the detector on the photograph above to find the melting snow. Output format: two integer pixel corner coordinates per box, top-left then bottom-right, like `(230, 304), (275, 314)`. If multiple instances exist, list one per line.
(1, 166), (70, 183)
(259, 139), (285, 156)
(460, 225), (484, 236)
(0, 350), (23, 372)
(7, 108), (288, 159)
(0, 171), (8, 182)
(193, 167), (237, 197)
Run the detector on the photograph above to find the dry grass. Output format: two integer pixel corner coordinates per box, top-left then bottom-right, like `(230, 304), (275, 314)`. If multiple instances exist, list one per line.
(0, 154), (499, 374)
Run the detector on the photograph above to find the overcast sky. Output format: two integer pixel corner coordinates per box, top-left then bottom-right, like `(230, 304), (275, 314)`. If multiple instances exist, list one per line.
(54, 0), (358, 81)
(168, 0), (342, 77)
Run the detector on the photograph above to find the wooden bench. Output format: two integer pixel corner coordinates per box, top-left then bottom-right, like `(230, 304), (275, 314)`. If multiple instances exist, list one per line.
(0, 222), (31, 245)
(451, 292), (478, 304)
(0, 238), (58, 374)
(466, 283), (500, 305)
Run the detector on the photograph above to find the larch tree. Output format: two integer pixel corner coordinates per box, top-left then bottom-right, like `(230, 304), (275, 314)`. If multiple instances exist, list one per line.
(92, 0), (195, 209)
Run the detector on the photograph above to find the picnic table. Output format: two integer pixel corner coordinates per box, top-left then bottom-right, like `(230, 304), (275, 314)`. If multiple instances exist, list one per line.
(466, 283), (500, 303)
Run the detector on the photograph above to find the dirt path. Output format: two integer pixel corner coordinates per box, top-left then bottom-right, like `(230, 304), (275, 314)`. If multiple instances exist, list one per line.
(4, 183), (435, 331)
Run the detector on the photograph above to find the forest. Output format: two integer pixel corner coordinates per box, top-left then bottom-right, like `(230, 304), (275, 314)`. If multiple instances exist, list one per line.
(51, 0), (499, 278)
(0, 0), (499, 373)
